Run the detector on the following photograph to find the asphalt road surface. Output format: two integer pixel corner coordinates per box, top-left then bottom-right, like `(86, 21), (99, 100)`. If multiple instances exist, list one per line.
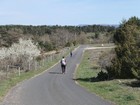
(2, 45), (114, 105)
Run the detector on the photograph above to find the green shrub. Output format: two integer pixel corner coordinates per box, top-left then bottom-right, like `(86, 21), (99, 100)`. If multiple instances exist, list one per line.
(97, 70), (108, 81)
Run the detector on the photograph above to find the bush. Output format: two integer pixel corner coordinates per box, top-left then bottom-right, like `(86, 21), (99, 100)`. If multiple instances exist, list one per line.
(65, 42), (71, 47)
(0, 38), (41, 71)
(97, 70), (108, 81)
(107, 17), (140, 79)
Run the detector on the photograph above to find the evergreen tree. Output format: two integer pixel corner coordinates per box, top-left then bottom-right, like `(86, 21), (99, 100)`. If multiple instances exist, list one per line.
(107, 17), (140, 79)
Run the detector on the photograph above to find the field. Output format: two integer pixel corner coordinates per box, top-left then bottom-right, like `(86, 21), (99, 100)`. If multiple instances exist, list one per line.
(75, 48), (140, 105)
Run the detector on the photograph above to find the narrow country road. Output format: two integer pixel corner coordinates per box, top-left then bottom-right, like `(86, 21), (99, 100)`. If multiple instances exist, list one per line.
(2, 45), (114, 105)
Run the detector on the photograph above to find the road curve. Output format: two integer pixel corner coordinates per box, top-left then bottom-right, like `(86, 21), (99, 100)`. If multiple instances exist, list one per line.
(2, 45), (114, 105)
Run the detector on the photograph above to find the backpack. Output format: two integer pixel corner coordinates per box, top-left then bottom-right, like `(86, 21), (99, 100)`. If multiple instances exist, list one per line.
(61, 58), (66, 65)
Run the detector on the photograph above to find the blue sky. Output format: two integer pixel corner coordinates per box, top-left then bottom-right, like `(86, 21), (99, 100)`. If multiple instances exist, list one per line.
(0, 0), (140, 25)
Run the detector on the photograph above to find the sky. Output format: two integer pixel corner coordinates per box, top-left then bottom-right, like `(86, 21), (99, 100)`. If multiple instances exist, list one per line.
(0, 0), (140, 26)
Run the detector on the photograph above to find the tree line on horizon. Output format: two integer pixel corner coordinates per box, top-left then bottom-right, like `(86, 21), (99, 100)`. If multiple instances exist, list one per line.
(0, 24), (115, 51)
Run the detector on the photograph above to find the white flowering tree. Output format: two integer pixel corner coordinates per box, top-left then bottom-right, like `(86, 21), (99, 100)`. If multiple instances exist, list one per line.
(0, 38), (40, 60)
(0, 38), (41, 71)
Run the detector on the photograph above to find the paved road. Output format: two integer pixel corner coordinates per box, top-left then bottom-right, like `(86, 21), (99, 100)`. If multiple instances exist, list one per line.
(2, 45), (114, 105)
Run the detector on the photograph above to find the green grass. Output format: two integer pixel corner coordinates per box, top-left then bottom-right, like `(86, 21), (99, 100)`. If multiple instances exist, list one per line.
(76, 49), (140, 105)
(0, 45), (77, 102)
(0, 58), (56, 101)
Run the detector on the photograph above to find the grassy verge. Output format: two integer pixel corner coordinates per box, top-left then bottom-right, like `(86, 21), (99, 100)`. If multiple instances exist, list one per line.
(0, 45), (77, 102)
(76, 49), (140, 105)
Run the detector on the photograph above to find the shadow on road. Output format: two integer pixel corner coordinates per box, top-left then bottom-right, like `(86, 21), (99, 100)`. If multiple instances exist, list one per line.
(49, 72), (62, 74)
